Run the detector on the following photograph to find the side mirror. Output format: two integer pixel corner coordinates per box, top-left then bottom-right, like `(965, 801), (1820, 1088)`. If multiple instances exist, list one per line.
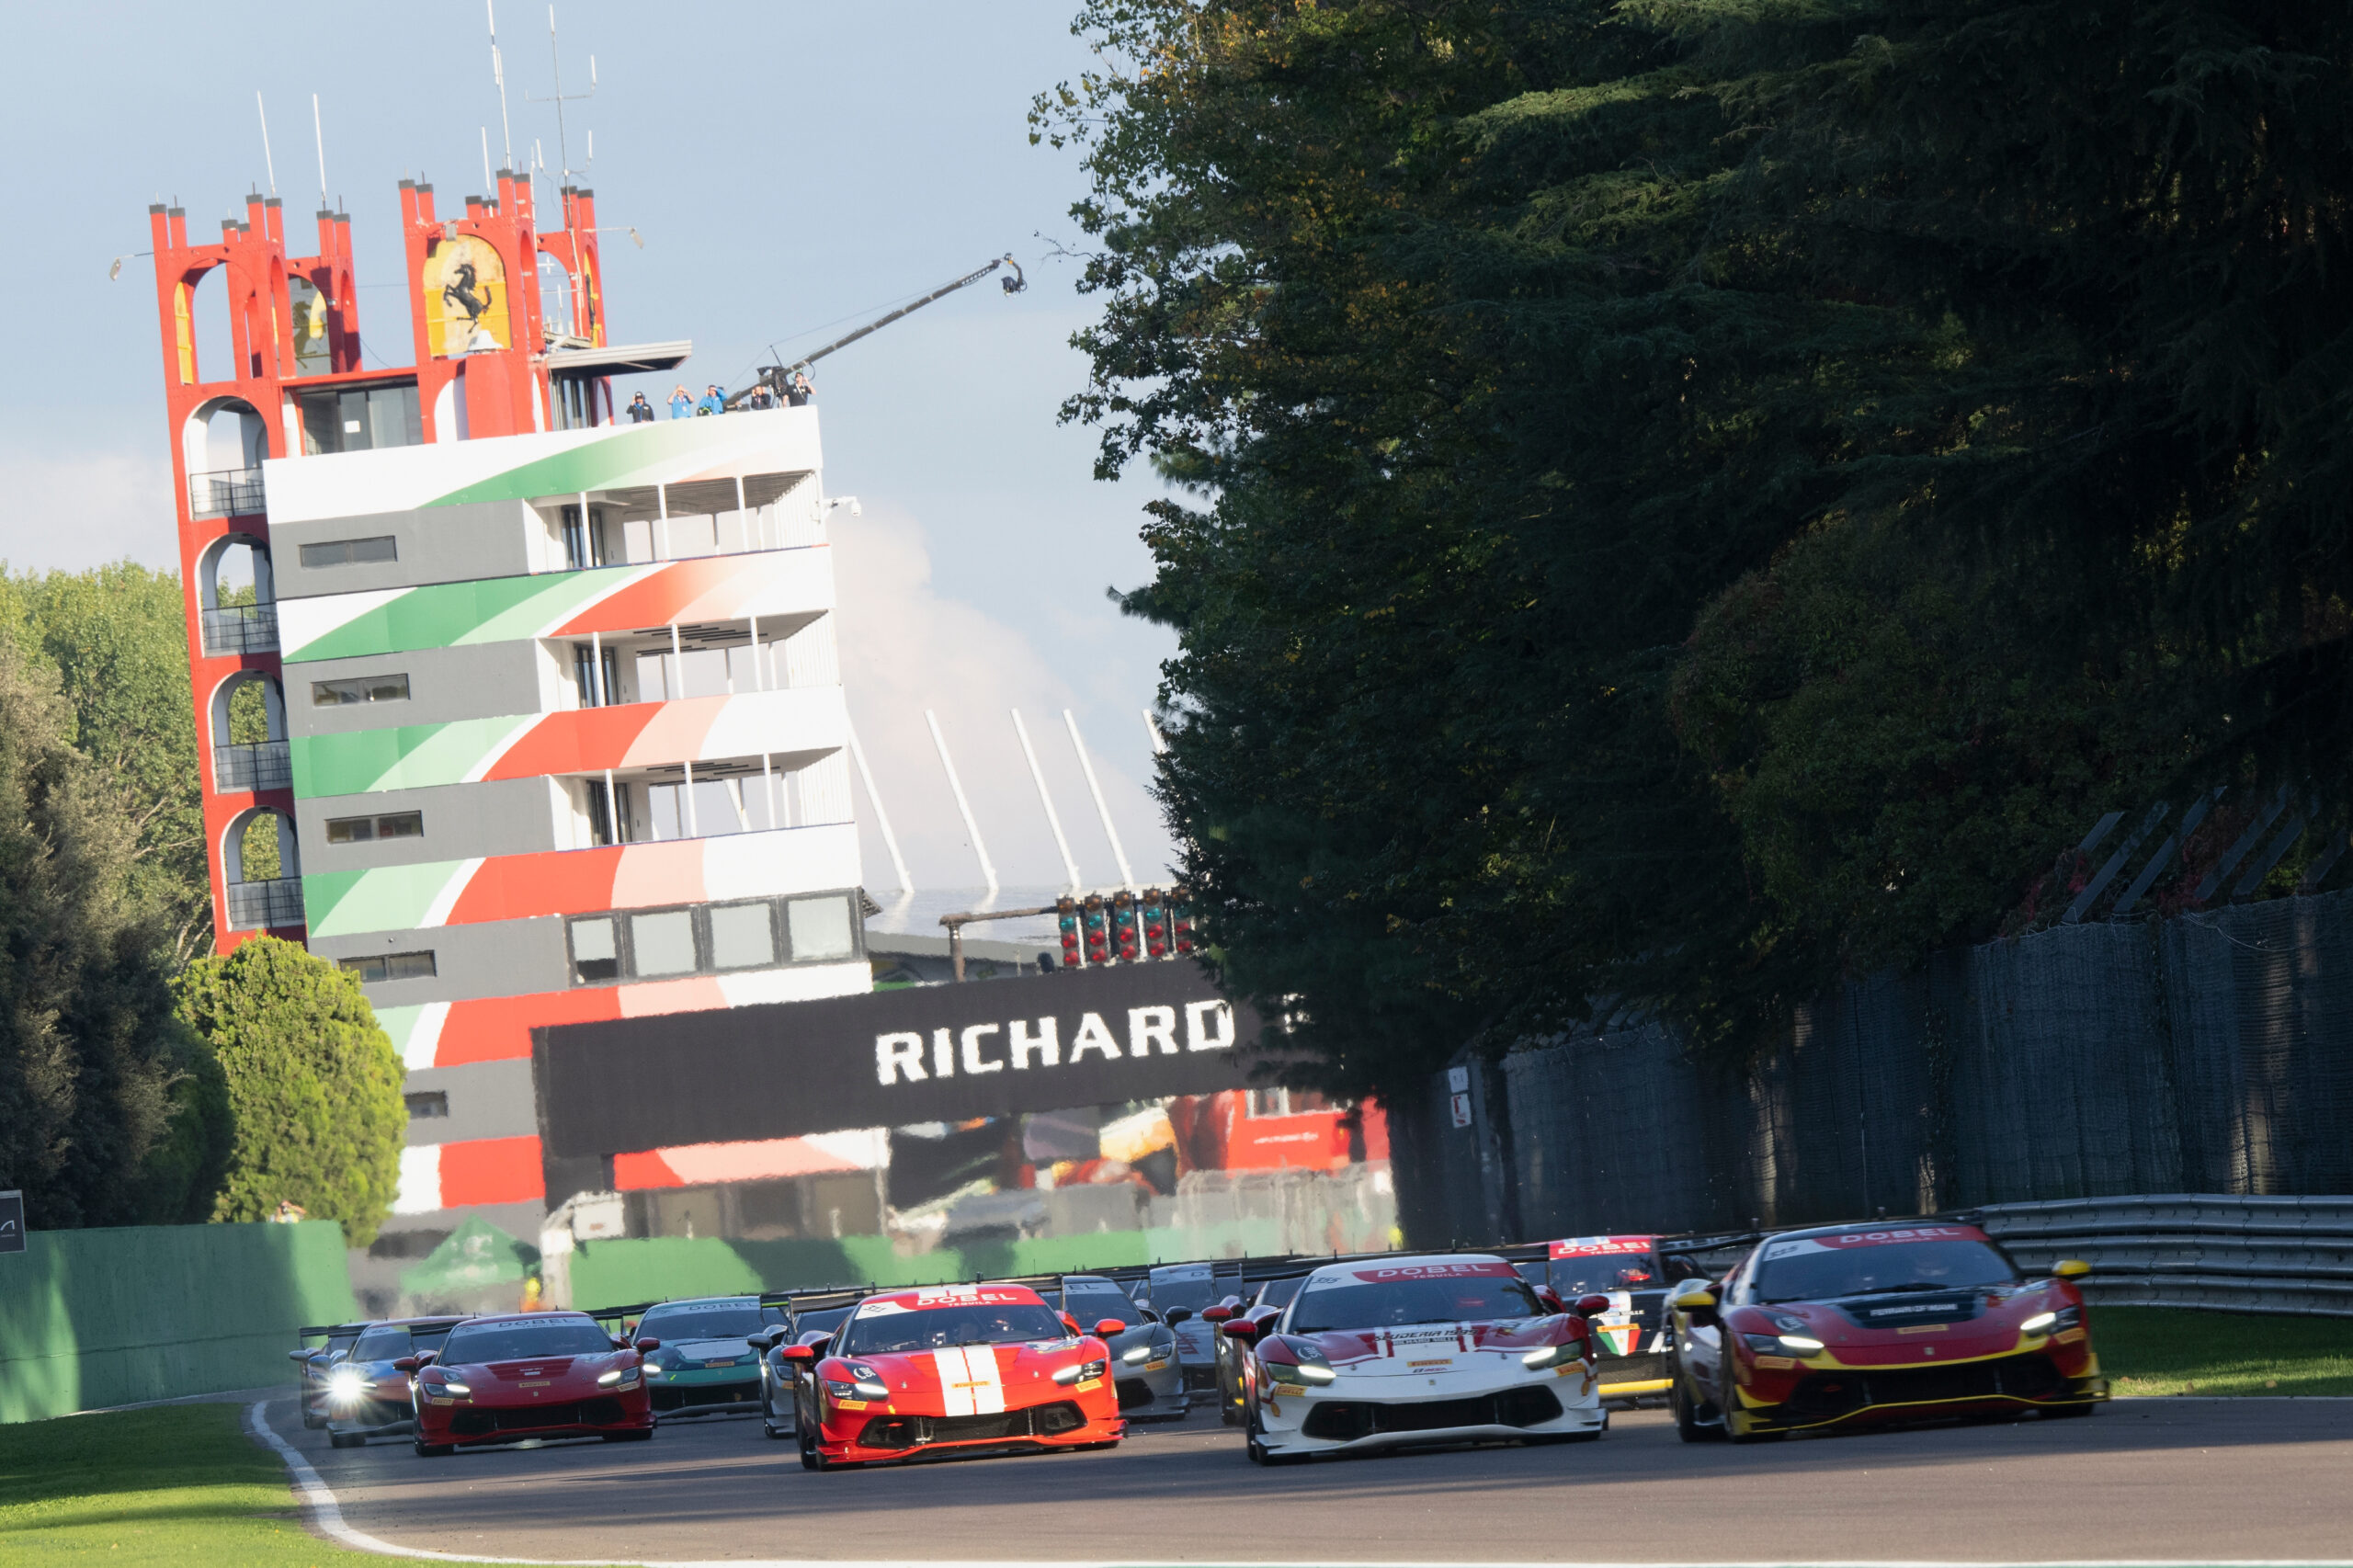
(1094, 1318), (1128, 1338)
(746, 1330), (779, 1351)
(2053, 1259), (2091, 1279)
(1220, 1318), (1262, 1341)
(1201, 1305), (1233, 1323)
(392, 1356), (421, 1372)
(780, 1344), (818, 1364)
(1534, 1287), (1566, 1315)
(1163, 1307), (1192, 1326)
(288, 1349), (313, 1362)
(1061, 1312), (1083, 1336)
(1672, 1289), (1720, 1328)
(1139, 1308), (1162, 1324)
(610, 1335), (631, 1350)
(633, 1338), (662, 1354)
(1575, 1294), (1611, 1317)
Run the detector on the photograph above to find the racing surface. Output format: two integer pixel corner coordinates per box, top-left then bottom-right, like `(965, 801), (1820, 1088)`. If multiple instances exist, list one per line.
(274, 1396), (2353, 1562)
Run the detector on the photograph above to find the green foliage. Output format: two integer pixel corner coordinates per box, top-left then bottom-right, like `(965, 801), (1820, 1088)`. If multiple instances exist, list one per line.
(0, 562), (210, 958)
(172, 937), (405, 1247)
(0, 635), (218, 1228)
(1047, 0), (2353, 1086)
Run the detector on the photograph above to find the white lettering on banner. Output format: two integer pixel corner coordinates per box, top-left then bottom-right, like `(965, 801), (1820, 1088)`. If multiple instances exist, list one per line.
(1068, 1012), (1121, 1063)
(1128, 1006), (1178, 1058)
(876, 1032), (926, 1085)
(931, 1028), (956, 1079)
(961, 1024), (1006, 1075)
(1009, 1017), (1059, 1070)
(1185, 1000), (1235, 1052)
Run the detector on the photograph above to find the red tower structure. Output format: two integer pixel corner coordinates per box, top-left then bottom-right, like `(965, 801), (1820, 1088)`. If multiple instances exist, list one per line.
(145, 173), (613, 951)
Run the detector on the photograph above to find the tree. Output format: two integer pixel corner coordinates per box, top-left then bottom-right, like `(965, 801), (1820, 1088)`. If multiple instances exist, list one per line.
(0, 634), (221, 1228)
(1, 563), (210, 958)
(172, 937), (406, 1246)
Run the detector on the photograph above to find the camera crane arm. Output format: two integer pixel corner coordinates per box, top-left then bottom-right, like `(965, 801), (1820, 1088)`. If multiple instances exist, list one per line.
(729, 255), (1025, 409)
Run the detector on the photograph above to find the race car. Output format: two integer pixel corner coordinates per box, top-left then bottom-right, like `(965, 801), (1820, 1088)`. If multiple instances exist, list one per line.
(752, 1293), (861, 1440)
(289, 1322), (369, 1428)
(1043, 1274), (1187, 1421)
(1136, 1261), (1239, 1398)
(405, 1311), (655, 1455)
(782, 1282), (1125, 1469)
(1214, 1273), (1308, 1426)
(1539, 1235), (1700, 1402)
(1222, 1254), (1608, 1463)
(322, 1316), (462, 1447)
(631, 1295), (785, 1418)
(1665, 1219), (2106, 1441)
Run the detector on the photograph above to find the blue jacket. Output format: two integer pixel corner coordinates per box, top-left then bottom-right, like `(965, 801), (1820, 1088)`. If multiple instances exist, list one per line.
(668, 393), (694, 419)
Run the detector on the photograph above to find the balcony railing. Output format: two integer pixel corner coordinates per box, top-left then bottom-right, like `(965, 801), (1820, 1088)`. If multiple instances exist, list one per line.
(201, 604), (278, 656)
(189, 466), (265, 518)
(215, 741), (291, 792)
(226, 877), (304, 930)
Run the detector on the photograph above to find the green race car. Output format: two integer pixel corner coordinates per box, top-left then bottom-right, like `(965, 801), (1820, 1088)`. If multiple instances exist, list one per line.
(633, 1296), (788, 1418)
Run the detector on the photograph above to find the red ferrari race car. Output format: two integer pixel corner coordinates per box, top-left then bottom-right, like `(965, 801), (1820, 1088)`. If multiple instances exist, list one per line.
(782, 1282), (1125, 1470)
(1666, 1219), (2106, 1441)
(404, 1311), (656, 1456)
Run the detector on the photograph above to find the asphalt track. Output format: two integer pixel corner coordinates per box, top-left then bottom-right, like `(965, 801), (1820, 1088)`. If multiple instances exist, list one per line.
(273, 1396), (2353, 1564)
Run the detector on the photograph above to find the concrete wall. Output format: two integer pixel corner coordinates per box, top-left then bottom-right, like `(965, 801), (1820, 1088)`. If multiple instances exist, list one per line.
(0, 1221), (357, 1424)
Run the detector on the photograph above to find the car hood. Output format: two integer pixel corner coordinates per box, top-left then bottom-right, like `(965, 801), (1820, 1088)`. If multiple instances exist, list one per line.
(1292, 1318), (1567, 1377)
(653, 1338), (756, 1368)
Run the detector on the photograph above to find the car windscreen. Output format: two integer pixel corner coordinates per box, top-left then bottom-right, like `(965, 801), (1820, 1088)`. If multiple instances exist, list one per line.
(843, 1301), (1067, 1355)
(350, 1326), (413, 1361)
(1290, 1273), (1544, 1335)
(439, 1320), (617, 1363)
(636, 1302), (782, 1341)
(794, 1306), (852, 1337)
(1064, 1285), (1141, 1327)
(1755, 1236), (2018, 1303)
(1255, 1277), (1304, 1310)
(1551, 1253), (1665, 1295)
(1149, 1273), (1223, 1313)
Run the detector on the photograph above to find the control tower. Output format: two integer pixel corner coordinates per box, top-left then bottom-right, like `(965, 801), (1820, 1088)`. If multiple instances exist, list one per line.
(145, 173), (870, 1234)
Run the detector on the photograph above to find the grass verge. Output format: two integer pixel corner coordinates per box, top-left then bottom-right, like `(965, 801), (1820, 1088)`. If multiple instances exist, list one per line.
(2098, 1305), (2353, 1397)
(0, 1402), (618, 1566)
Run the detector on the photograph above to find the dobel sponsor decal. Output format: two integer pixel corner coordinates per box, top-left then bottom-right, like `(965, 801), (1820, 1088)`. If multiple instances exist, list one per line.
(1550, 1235), (1653, 1259)
(1763, 1225), (1984, 1260)
(1351, 1261), (1517, 1283)
(873, 1002), (1235, 1085)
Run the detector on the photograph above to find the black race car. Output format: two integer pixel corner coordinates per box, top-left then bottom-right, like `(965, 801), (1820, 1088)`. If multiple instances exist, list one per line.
(1531, 1236), (1712, 1403)
(750, 1292), (861, 1440)
(324, 1317), (464, 1447)
(290, 1322), (369, 1429)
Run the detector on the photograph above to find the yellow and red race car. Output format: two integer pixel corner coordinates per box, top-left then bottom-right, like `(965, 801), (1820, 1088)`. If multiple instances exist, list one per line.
(782, 1282), (1125, 1469)
(1666, 1220), (2106, 1440)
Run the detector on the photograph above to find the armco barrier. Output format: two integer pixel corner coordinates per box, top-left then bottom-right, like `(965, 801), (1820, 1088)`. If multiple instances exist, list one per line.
(0, 1220), (358, 1423)
(1981, 1194), (2353, 1317)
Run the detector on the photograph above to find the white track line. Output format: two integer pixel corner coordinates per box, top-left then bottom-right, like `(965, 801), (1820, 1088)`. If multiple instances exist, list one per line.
(242, 1399), (2350, 1568)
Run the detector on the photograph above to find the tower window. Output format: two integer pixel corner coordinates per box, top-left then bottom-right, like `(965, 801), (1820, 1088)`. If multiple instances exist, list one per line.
(300, 536), (398, 568)
(313, 673), (411, 706)
(339, 950), (438, 983)
(325, 811), (424, 844)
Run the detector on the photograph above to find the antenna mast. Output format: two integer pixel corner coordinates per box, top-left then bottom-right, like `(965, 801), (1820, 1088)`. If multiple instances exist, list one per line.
(256, 91), (277, 196)
(312, 94), (328, 208)
(487, 0), (514, 170)
(529, 5), (597, 183)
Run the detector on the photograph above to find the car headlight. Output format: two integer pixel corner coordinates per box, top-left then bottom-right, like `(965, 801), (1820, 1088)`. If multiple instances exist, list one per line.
(597, 1366), (641, 1388)
(438, 1380), (472, 1397)
(1521, 1342), (1586, 1371)
(1121, 1343), (1154, 1364)
(327, 1368), (368, 1401)
(1052, 1359), (1109, 1385)
(1743, 1332), (1824, 1357)
(2022, 1304), (2079, 1336)
(1261, 1338), (1337, 1386)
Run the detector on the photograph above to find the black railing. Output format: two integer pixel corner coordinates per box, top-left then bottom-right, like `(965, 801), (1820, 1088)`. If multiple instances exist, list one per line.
(200, 604), (278, 655)
(214, 742), (291, 792)
(226, 877), (304, 930)
(188, 467), (266, 518)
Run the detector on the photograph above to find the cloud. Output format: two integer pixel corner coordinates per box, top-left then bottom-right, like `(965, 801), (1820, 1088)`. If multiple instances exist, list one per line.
(830, 503), (1176, 895)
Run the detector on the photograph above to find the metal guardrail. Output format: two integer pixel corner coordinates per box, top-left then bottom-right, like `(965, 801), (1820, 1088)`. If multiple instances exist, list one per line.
(1979, 1194), (2353, 1317)
(188, 466), (265, 518)
(214, 741), (291, 791)
(201, 604), (278, 655)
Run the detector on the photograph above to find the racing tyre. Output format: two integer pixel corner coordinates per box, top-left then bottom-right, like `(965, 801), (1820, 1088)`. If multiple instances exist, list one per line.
(329, 1431), (361, 1449)
(414, 1440), (452, 1458)
(797, 1419), (825, 1471)
(302, 1406), (325, 1430)
(1672, 1373), (1721, 1444)
(1245, 1410), (1302, 1467)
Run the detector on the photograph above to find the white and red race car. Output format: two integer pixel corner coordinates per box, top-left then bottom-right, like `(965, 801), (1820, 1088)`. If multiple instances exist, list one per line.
(1222, 1254), (1608, 1463)
(782, 1282), (1125, 1469)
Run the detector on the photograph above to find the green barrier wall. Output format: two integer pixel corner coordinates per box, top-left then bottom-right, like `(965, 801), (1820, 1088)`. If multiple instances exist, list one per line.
(0, 1221), (358, 1424)
(567, 1221), (1286, 1311)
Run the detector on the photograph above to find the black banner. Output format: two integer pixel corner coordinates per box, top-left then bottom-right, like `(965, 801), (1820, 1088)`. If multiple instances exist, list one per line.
(531, 961), (1273, 1159)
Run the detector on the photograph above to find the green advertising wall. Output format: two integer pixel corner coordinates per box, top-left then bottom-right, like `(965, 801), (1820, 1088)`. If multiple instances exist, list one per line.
(567, 1221), (1285, 1312)
(0, 1221), (358, 1424)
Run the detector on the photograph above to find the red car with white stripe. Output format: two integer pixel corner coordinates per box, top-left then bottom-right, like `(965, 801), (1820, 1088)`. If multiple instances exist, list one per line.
(783, 1284), (1125, 1469)
(405, 1312), (654, 1456)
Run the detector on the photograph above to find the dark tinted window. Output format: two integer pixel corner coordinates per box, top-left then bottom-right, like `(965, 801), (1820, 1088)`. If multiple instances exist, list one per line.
(1755, 1234), (2018, 1303)
(1550, 1251), (1665, 1295)
(343, 951), (437, 983)
(439, 1319), (615, 1363)
(351, 1326), (414, 1361)
(1064, 1285), (1140, 1327)
(844, 1302), (1066, 1355)
(1256, 1277), (1304, 1310)
(1290, 1272), (1542, 1335)
(313, 674), (410, 706)
(637, 1301), (785, 1340)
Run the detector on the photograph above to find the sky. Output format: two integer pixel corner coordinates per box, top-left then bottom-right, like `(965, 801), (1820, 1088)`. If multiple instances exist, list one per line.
(0, 0), (1180, 905)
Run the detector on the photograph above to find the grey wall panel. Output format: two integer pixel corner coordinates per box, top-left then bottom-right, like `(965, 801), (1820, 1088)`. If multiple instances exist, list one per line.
(288, 642), (555, 734)
(403, 1058), (540, 1147)
(296, 778), (572, 871)
(316, 915), (572, 1006)
(271, 499), (540, 599)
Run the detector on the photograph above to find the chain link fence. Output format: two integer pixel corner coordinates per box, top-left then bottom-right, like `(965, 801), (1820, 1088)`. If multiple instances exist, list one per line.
(1418, 887), (2353, 1245)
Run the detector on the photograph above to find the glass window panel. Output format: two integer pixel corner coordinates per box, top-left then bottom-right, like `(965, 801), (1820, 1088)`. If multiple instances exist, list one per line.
(708, 903), (777, 971)
(324, 816), (372, 844)
(570, 916), (620, 983)
(375, 812), (423, 839)
(787, 895), (855, 961)
(631, 909), (697, 976)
